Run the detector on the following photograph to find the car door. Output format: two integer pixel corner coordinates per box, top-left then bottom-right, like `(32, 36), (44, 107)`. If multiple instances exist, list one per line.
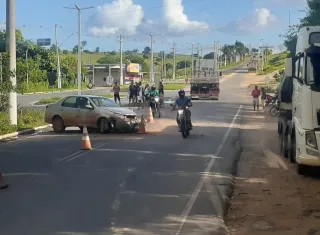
(60, 96), (78, 126)
(76, 97), (96, 128)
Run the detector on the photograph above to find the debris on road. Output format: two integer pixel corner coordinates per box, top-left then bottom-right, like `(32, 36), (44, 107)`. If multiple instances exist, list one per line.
(226, 107), (320, 235)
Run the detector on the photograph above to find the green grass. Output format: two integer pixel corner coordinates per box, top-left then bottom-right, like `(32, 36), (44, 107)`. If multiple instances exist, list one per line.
(35, 96), (62, 105)
(0, 109), (46, 135)
(258, 51), (289, 75)
(18, 82), (88, 94)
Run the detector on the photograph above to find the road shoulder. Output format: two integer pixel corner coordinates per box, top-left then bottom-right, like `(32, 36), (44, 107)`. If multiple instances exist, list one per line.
(225, 106), (320, 235)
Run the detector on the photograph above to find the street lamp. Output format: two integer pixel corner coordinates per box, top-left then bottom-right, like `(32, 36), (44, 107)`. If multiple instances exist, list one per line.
(64, 5), (94, 95)
(56, 32), (76, 89)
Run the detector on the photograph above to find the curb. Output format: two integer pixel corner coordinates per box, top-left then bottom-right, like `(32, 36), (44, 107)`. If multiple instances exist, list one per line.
(19, 87), (106, 96)
(0, 124), (52, 141)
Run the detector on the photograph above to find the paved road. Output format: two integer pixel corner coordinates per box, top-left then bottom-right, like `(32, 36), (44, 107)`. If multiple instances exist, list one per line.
(18, 64), (246, 107)
(0, 67), (250, 235)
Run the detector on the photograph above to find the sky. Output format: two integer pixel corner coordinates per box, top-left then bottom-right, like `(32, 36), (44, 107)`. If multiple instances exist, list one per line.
(0, 0), (308, 55)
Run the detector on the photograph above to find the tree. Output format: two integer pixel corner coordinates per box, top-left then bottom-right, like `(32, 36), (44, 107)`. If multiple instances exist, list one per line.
(165, 63), (173, 71)
(95, 47), (100, 53)
(72, 45), (78, 53)
(50, 44), (60, 53)
(203, 52), (214, 59)
(281, 0), (320, 56)
(166, 52), (174, 59)
(81, 41), (87, 50)
(142, 47), (151, 55)
(176, 60), (191, 69)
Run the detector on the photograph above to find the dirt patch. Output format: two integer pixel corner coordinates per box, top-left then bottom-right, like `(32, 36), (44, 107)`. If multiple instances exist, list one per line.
(226, 107), (320, 235)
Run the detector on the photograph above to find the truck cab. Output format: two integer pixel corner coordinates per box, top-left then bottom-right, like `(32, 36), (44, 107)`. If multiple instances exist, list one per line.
(279, 26), (320, 174)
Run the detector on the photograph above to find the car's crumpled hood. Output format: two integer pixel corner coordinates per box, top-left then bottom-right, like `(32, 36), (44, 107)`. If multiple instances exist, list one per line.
(100, 107), (137, 116)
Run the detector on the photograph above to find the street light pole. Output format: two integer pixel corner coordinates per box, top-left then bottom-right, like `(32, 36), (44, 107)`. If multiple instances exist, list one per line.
(119, 34), (123, 85)
(65, 5), (94, 95)
(6, 0), (17, 125)
(55, 24), (61, 89)
(146, 33), (161, 83)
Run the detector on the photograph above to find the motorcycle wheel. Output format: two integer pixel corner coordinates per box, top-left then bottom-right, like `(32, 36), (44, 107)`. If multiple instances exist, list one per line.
(181, 119), (188, 138)
(269, 106), (279, 117)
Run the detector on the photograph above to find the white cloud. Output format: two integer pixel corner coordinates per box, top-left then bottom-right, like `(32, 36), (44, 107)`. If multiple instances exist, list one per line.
(162, 0), (210, 35)
(218, 8), (277, 35)
(87, 0), (144, 37)
(87, 0), (210, 37)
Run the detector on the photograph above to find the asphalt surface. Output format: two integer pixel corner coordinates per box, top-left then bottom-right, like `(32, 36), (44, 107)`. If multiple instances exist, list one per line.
(0, 66), (250, 235)
(18, 64), (245, 107)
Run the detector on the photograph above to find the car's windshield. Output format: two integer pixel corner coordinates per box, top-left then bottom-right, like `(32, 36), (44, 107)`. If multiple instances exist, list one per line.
(90, 97), (119, 108)
(306, 53), (320, 87)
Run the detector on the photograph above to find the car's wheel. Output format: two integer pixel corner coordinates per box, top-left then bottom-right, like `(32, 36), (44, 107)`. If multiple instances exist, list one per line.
(52, 116), (65, 133)
(99, 118), (110, 134)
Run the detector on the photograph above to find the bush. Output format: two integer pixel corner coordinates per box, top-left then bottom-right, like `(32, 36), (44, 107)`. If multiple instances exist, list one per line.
(0, 113), (17, 135)
(0, 108), (45, 135)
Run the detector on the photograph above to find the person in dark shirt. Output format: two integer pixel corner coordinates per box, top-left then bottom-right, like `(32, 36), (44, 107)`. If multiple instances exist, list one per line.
(129, 81), (136, 106)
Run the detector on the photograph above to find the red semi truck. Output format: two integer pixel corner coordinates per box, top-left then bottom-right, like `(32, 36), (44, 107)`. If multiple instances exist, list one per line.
(190, 77), (220, 100)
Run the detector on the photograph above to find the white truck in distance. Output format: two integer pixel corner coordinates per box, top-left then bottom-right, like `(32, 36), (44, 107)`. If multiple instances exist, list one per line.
(278, 26), (320, 175)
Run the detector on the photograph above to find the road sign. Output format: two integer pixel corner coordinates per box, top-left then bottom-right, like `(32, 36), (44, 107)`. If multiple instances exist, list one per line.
(37, 38), (51, 46)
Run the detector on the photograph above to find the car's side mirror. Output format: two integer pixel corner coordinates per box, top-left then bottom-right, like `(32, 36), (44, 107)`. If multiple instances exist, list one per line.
(85, 105), (94, 110)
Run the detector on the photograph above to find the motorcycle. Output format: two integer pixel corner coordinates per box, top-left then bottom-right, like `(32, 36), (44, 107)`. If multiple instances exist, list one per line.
(177, 106), (192, 138)
(265, 93), (278, 106)
(149, 95), (161, 118)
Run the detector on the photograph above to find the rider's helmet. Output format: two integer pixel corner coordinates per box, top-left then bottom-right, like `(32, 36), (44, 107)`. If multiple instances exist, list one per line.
(178, 89), (185, 98)
(151, 85), (156, 91)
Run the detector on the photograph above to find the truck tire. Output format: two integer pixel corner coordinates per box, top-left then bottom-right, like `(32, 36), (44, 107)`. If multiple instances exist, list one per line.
(288, 131), (296, 163)
(279, 130), (289, 158)
(297, 164), (308, 175)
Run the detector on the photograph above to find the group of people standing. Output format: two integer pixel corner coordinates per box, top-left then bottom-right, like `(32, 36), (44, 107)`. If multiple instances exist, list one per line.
(112, 80), (164, 109)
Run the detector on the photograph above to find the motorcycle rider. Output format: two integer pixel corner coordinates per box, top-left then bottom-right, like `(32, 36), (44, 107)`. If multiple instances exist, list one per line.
(147, 85), (160, 107)
(172, 89), (193, 131)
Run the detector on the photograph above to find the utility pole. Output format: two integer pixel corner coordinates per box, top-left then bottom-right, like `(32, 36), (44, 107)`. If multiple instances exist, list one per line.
(65, 5), (94, 95)
(147, 33), (160, 83)
(119, 34), (124, 85)
(191, 43), (194, 77)
(6, 0), (17, 125)
(55, 24), (61, 89)
(0, 53), (3, 82)
(172, 43), (176, 80)
(184, 59), (187, 78)
(163, 51), (166, 78)
(25, 49), (28, 84)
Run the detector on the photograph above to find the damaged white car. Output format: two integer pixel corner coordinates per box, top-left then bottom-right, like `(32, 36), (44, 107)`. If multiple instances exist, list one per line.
(44, 95), (139, 133)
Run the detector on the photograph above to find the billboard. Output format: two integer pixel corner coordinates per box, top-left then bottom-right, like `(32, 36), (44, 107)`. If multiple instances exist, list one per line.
(37, 38), (51, 46)
(126, 63), (141, 73)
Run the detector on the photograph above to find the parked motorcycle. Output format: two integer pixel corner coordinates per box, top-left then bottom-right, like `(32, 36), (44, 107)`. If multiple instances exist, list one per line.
(265, 93), (278, 106)
(269, 99), (280, 117)
(149, 95), (161, 118)
(177, 106), (192, 138)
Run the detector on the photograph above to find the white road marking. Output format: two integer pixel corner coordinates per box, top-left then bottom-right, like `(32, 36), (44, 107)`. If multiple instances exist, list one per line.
(56, 142), (106, 162)
(66, 142), (108, 162)
(175, 104), (243, 235)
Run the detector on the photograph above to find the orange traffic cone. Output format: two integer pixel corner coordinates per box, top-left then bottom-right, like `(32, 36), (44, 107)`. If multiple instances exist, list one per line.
(147, 107), (155, 123)
(0, 172), (8, 190)
(81, 127), (92, 150)
(137, 115), (146, 134)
